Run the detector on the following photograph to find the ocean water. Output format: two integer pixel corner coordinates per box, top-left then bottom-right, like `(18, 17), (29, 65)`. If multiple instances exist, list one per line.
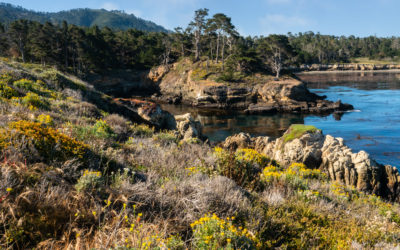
(161, 72), (400, 167)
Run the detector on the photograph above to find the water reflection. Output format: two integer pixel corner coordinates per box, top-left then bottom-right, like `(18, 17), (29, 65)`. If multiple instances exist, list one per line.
(161, 104), (313, 141)
(297, 71), (400, 90)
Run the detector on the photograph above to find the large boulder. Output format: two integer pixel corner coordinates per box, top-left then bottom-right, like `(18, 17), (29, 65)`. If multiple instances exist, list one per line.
(175, 113), (203, 140)
(222, 133), (253, 151)
(114, 98), (176, 130)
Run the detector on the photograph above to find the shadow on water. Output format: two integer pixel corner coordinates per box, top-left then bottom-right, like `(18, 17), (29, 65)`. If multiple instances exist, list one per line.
(161, 104), (318, 141)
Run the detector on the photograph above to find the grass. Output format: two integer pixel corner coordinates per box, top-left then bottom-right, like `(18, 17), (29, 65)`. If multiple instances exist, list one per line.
(282, 124), (320, 143)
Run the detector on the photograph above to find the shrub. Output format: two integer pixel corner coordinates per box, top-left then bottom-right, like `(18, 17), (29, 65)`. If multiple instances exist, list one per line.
(131, 123), (155, 137)
(214, 147), (273, 190)
(75, 170), (104, 193)
(261, 163), (326, 190)
(13, 78), (56, 98)
(235, 148), (271, 168)
(92, 119), (115, 139)
(20, 92), (50, 110)
(0, 120), (89, 163)
(104, 114), (131, 140)
(70, 120), (116, 142)
(37, 114), (54, 126)
(13, 78), (37, 92)
(191, 213), (259, 249)
(0, 82), (18, 99)
(153, 131), (179, 145)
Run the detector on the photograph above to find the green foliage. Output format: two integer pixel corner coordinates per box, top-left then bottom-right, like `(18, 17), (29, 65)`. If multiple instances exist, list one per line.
(92, 120), (115, 139)
(75, 170), (104, 193)
(152, 131), (179, 145)
(191, 213), (259, 249)
(214, 147), (273, 189)
(261, 162), (326, 190)
(260, 200), (394, 249)
(0, 120), (89, 163)
(69, 120), (116, 141)
(0, 81), (18, 99)
(282, 124), (320, 143)
(19, 92), (51, 110)
(0, 3), (167, 32)
(130, 123), (154, 137)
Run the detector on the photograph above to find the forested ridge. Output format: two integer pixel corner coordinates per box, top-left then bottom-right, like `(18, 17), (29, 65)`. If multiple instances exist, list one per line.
(0, 2), (167, 32)
(0, 7), (399, 77)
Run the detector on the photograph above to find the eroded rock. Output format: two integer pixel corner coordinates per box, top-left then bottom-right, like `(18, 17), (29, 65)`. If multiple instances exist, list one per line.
(175, 113), (203, 140)
(222, 128), (400, 201)
(114, 98), (176, 130)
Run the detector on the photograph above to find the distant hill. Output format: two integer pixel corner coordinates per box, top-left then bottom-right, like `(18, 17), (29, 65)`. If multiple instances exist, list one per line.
(0, 2), (168, 32)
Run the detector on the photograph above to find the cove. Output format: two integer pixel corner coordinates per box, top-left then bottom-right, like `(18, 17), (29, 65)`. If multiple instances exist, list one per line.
(161, 72), (400, 167)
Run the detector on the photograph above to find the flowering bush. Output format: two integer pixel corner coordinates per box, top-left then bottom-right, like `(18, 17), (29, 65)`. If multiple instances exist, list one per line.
(191, 213), (259, 249)
(20, 92), (50, 110)
(92, 119), (115, 139)
(261, 162), (326, 190)
(235, 148), (270, 168)
(0, 120), (88, 162)
(37, 114), (54, 126)
(214, 147), (273, 189)
(75, 170), (103, 193)
(0, 82), (18, 99)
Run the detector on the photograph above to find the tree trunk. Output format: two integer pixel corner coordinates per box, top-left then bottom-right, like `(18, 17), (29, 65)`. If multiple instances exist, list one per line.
(194, 30), (200, 61)
(18, 37), (25, 63)
(216, 33), (220, 63)
(221, 35), (225, 71)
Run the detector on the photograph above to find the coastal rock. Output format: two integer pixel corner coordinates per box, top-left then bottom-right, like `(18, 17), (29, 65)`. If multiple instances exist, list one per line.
(175, 113), (203, 140)
(222, 133), (253, 150)
(222, 127), (400, 201)
(114, 98), (176, 130)
(147, 61), (353, 114)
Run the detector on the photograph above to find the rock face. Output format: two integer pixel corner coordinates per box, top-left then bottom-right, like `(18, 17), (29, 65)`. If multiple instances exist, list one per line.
(222, 129), (400, 202)
(175, 113), (203, 140)
(114, 98), (176, 130)
(146, 62), (353, 114)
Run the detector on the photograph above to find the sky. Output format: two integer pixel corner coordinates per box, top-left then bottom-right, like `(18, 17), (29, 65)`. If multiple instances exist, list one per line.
(3, 0), (400, 37)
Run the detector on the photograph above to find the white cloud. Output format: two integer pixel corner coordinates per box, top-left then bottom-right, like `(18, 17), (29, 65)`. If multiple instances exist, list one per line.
(260, 14), (311, 35)
(101, 2), (119, 11)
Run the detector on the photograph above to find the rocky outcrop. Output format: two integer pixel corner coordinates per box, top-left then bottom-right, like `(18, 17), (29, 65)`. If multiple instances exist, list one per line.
(222, 128), (400, 201)
(114, 98), (176, 130)
(147, 62), (353, 114)
(175, 113), (203, 141)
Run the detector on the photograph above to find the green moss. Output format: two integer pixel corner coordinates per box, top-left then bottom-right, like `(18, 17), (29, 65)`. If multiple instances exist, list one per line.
(282, 124), (320, 143)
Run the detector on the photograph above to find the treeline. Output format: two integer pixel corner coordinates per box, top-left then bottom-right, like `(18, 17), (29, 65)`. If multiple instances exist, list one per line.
(0, 8), (400, 77)
(288, 32), (400, 64)
(0, 19), (167, 73)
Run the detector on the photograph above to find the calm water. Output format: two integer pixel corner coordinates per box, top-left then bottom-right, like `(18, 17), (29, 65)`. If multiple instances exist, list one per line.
(161, 72), (400, 167)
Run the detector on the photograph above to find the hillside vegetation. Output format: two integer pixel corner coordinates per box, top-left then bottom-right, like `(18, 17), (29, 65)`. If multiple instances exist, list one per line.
(0, 3), (167, 32)
(1, 59), (400, 249)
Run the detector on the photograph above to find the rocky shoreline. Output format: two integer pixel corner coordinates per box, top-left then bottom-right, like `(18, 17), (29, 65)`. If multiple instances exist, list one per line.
(222, 127), (400, 202)
(146, 63), (354, 115)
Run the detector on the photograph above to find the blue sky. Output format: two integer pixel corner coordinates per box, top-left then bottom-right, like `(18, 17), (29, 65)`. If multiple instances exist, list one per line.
(3, 0), (400, 37)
